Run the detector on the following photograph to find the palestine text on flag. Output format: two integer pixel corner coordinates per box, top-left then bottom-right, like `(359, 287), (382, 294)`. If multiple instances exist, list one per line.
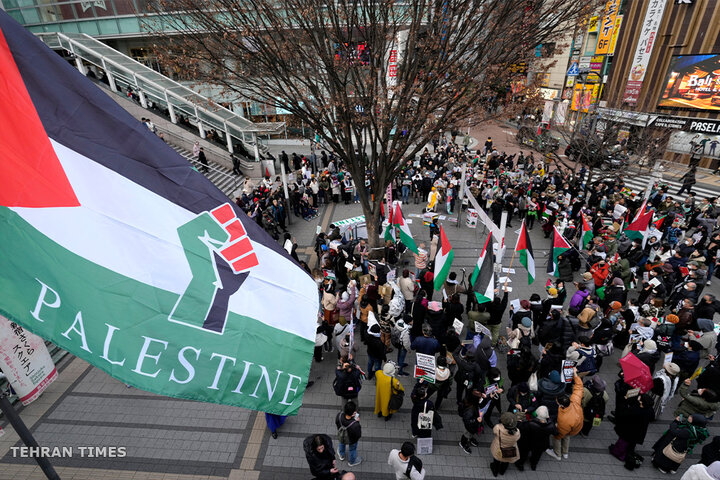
(515, 220), (535, 284)
(0, 11), (318, 416)
(472, 233), (495, 303)
(434, 226), (455, 290)
(547, 226), (571, 277)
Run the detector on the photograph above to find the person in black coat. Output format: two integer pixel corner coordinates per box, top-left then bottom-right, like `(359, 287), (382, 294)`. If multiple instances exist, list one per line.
(303, 434), (341, 480)
(459, 390), (491, 454)
(701, 436), (720, 467)
(609, 393), (655, 469)
(410, 382), (437, 438)
(410, 290), (428, 340)
(335, 401), (362, 464)
(516, 406), (558, 471)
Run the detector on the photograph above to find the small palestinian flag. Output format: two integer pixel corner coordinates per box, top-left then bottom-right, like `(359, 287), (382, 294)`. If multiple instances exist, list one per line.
(624, 209), (654, 248)
(515, 220), (535, 284)
(471, 234), (495, 303)
(654, 215), (667, 230)
(390, 203), (418, 254)
(383, 204), (396, 243)
(580, 213), (593, 250)
(0, 12), (318, 416)
(433, 226), (455, 290)
(632, 198), (648, 223)
(546, 226), (571, 277)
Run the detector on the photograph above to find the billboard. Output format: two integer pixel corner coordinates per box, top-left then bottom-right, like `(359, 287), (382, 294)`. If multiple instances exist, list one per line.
(658, 54), (720, 111)
(623, 0), (668, 104)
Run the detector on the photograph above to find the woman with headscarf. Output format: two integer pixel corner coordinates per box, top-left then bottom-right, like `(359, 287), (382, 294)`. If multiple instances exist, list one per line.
(652, 414), (711, 474)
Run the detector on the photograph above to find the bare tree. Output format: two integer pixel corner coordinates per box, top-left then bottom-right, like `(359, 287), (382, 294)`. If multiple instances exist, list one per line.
(149, 0), (598, 247)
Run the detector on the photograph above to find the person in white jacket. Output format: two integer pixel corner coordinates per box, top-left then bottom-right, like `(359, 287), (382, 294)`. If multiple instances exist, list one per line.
(388, 442), (426, 480)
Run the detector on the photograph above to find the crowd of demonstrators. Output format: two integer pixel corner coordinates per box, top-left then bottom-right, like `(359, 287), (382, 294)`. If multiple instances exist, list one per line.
(300, 133), (720, 479)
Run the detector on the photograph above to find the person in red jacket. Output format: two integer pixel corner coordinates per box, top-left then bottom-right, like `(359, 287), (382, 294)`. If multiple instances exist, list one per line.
(590, 260), (609, 288)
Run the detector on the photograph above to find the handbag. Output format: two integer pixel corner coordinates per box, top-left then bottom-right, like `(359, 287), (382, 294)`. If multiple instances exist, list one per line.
(662, 440), (686, 464)
(528, 372), (538, 391)
(499, 431), (518, 459)
(417, 401), (434, 430)
(388, 379), (404, 411)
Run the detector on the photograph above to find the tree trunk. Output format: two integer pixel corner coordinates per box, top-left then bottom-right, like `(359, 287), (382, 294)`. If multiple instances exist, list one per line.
(363, 196), (385, 259)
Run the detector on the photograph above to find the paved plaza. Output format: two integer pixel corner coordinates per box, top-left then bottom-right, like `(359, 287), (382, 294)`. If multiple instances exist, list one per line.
(1, 197), (719, 480)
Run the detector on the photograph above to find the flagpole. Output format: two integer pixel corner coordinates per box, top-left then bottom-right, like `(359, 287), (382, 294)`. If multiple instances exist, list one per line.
(0, 390), (60, 480)
(504, 248), (517, 290)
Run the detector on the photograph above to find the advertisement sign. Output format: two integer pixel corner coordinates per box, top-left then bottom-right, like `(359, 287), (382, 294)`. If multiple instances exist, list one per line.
(657, 54), (720, 111)
(596, 0), (622, 55)
(623, 0), (668, 104)
(608, 15), (623, 55)
(578, 56), (592, 70)
(0, 315), (57, 405)
(587, 16), (598, 33)
(571, 83), (601, 112)
(648, 115), (720, 133)
(590, 56), (604, 73)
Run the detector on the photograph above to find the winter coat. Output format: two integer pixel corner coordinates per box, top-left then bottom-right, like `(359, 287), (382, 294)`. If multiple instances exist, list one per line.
(303, 434), (336, 480)
(510, 309), (532, 330)
(675, 383), (720, 419)
(336, 289), (357, 321)
(536, 377), (565, 419)
(569, 290), (590, 312)
(374, 370), (404, 417)
(468, 310), (491, 332)
(555, 375), (584, 439)
(557, 257), (574, 283)
(490, 424), (521, 463)
(367, 335), (387, 361)
(519, 418), (558, 453)
(681, 464), (718, 480)
(411, 335), (441, 356)
(399, 277), (416, 301)
(322, 291), (338, 312)
(487, 293), (509, 326)
(616, 402), (654, 445)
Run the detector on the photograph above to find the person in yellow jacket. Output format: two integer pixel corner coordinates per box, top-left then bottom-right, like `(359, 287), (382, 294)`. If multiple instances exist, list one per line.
(426, 187), (440, 212)
(546, 368), (583, 460)
(375, 362), (404, 421)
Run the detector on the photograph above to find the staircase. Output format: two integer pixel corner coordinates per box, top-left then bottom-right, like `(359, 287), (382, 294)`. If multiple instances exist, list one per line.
(168, 144), (246, 198)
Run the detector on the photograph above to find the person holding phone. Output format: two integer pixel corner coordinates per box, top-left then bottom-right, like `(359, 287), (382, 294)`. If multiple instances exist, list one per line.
(546, 367), (584, 461)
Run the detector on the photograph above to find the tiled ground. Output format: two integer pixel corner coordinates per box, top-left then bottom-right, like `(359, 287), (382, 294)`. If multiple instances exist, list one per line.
(0, 171), (718, 480)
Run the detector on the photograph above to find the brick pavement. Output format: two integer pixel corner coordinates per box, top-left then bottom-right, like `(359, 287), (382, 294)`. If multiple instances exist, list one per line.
(0, 185), (718, 480)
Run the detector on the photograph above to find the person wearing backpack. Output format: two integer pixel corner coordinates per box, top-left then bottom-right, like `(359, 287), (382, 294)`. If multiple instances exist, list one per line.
(334, 361), (363, 406)
(335, 401), (362, 467)
(388, 441), (425, 479)
(567, 337), (598, 377)
(580, 375), (608, 436)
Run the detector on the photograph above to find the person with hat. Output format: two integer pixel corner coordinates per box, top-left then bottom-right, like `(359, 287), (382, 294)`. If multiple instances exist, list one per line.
(392, 318), (412, 376)
(375, 362), (404, 421)
(546, 367), (583, 461)
(653, 363), (681, 417)
(690, 318), (719, 359)
(510, 300), (533, 330)
(580, 374), (608, 436)
(489, 412), (521, 476)
(590, 260), (610, 288)
(428, 355), (452, 410)
(579, 271), (596, 295)
(636, 339), (661, 374)
(517, 405), (557, 471)
(652, 414), (711, 474)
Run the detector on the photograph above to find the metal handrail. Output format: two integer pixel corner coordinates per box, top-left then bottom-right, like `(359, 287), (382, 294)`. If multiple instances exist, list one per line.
(35, 31), (283, 159)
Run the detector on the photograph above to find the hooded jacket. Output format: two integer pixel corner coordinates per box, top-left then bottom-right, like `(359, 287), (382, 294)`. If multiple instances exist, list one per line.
(675, 383), (720, 419)
(303, 434), (337, 480)
(555, 375), (584, 439)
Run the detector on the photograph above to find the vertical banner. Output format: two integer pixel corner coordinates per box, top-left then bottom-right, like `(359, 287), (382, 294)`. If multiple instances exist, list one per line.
(608, 15), (623, 56)
(595, 0), (622, 55)
(0, 315), (57, 405)
(623, 0), (668, 104)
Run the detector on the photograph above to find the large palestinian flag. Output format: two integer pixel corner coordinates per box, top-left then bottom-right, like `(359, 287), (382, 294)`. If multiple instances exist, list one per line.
(471, 234), (495, 303)
(433, 226), (455, 290)
(546, 226), (572, 277)
(580, 213), (593, 250)
(624, 209), (654, 248)
(515, 220), (535, 284)
(0, 12), (317, 415)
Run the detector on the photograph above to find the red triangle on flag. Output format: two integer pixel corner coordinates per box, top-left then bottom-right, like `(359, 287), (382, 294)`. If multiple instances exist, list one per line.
(439, 226), (452, 255)
(0, 30), (79, 208)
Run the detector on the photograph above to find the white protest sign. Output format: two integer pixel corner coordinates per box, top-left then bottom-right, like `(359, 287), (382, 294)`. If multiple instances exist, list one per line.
(453, 319), (464, 335)
(415, 353), (436, 383)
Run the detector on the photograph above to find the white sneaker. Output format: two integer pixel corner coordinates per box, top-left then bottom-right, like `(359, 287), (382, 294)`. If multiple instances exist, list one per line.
(337, 453), (345, 461)
(708, 281), (712, 286)
(563, 454), (569, 459)
(348, 457), (362, 467)
(545, 449), (561, 461)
